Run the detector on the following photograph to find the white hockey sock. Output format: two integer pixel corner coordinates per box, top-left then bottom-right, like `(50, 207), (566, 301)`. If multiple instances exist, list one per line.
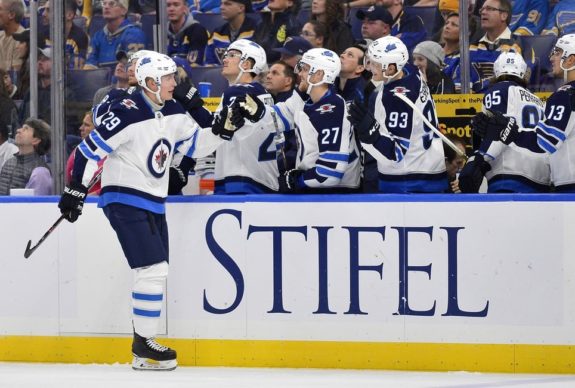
(132, 261), (168, 338)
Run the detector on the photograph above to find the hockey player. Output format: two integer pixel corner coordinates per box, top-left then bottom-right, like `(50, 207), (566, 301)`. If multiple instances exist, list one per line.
(57, 52), (241, 371)
(458, 52), (550, 193)
(471, 34), (575, 193)
(239, 48), (361, 193)
(212, 39), (278, 194)
(347, 36), (448, 193)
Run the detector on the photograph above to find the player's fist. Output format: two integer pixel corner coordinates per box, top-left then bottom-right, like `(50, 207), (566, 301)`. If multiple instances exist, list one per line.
(212, 106), (238, 140)
(173, 80), (204, 111)
(58, 181), (88, 223)
(471, 110), (518, 145)
(278, 169), (303, 193)
(235, 94), (265, 122)
(348, 99), (380, 144)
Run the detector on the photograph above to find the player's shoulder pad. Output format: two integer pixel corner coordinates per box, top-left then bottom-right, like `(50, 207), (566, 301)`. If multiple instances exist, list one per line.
(222, 83), (265, 105)
(549, 83), (575, 109)
(306, 91), (345, 122)
(96, 92), (150, 135)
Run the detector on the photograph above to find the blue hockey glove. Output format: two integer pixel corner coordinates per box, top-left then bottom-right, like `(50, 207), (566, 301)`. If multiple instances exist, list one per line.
(458, 153), (492, 193)
(58, 181), (88, 223)
(348, 99), (380, 144)
(471, 110), (518, 145)
(278, 169), (303, 193)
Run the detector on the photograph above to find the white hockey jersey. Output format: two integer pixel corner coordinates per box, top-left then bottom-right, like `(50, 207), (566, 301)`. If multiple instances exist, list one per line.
(73, 90), (224, 213)
(364, 64), (447, 193)
(213, 82), (278, 193)
(479, 81), (550, 192)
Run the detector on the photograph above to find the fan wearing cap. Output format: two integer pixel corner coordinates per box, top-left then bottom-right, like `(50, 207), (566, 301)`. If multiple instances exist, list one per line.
(84, 0), (146, 70)
(0, 0), (26, 72)
(357, 6), (392, 41)
(19, 47), (54, 124)
(459, 51), (549, 193)
(204, 0), (258, 65)
(348, 36), (448, 193)
(167, 0), (209, 66)
(272, 36), (312, 68)
(412, 41), (455, 94)
(253, 0), (302, 63)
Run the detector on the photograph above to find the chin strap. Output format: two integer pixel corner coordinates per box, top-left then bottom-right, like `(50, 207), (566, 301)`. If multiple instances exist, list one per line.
(560, 58), (575, 82)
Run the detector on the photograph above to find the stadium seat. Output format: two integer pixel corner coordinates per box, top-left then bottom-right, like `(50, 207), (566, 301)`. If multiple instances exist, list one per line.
(88, 15), (106, 37)
(518, 35), (557, 91)
(404, 6), (439, 39)
(66, 68), (111, 102)
(190, 66), (228, 97)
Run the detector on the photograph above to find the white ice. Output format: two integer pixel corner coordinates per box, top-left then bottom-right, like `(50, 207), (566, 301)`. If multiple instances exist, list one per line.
(1, 363), (575, 388)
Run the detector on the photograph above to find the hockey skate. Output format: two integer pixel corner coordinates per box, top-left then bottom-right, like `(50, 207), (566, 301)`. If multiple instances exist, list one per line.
(132, 332), (177, 371)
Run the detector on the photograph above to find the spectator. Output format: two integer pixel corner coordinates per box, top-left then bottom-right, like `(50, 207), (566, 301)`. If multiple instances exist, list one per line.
(204, 0), (258, 65)
(10, 28), (31, 99)
(542, 0), (575, 36)
(272, 36), (312, 68)
(0, 68), (18, 149)
(436, 0), (483, 43)
(2, 68), (17, 98)
(0, 0), (26, 72)
(21, 47), (53, 124)
(0, 118), (52, 196)
(167, 0), (209, 66)
(470, 0), (521, 92)
(84, 0), (146, 69)
(65, 111), (102, 195)
(510, 0), (548, 36)
(0, 124), (17, 171)
(253, 0), (302, 63)
(443, 134), (466, 192)
(412, 40), (455, 94)
(300, 20), (326, 49)
(63, 0), (89, 69)
(381, 0), (427, 52)
(357, 6), (393, 41)
(310, 0), (354, 54)
(336, 44), (367, 103)
(92, 51), (130, 105)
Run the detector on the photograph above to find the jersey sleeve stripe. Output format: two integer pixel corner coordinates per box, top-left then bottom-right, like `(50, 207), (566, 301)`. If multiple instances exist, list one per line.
(537, 121), (566, 142)
(320, 152), (349, 162)
(89, 130), (114, 153)
(184, 131), (199, 158)
(537, 134), (558, 154)
(316, 166), (344, 179)
(78, 142), (102, 161)
(273, 106), (290, 132)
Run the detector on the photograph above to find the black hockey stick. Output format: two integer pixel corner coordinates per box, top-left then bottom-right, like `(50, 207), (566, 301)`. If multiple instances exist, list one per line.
(24, 169), (103, 259)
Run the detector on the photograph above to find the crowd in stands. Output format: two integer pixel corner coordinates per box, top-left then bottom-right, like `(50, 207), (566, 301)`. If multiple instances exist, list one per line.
(0, 0), (573, 195)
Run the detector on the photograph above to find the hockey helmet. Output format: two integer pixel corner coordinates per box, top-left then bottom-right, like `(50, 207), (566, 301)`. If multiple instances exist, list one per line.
(494, 51), (527, 78)
(226, 39), (268, 75)
(366, 36), (409, 78)
(135, 51), (177, 102)
(296, 48), (341, 85)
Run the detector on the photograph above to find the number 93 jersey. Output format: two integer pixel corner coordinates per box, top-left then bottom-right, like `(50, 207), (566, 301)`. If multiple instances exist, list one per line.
(480, 80), (550, 192)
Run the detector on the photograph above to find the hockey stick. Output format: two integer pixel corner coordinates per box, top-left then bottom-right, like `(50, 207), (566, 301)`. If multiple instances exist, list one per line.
(24, 168), (103, 259)
(270, 109), (288, 173)
(393, 91), (468, 160)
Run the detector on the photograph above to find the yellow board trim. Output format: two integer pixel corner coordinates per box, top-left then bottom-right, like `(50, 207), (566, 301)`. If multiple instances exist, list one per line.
(0, 336), (574, 374)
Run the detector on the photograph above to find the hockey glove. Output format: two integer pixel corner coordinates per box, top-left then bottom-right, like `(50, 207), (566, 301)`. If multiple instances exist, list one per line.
(278, 169), (303, 193)
(212, 106), (240, 141)
(348, 99), (380, 144)
(173, 80), (204, 111)
(167, 156), (196, 195)
(471, 110), (518, 145)
(58, 181), (88, 223)
(235, 94), (266, 123)
(458, 153), (492, 193)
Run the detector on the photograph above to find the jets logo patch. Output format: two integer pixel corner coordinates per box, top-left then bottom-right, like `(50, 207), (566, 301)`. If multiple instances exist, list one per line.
(147, 138), (172, 178)
(315, 103), (336, 114)
(390, 86), (410, 95)
(120, 99), (138, 109)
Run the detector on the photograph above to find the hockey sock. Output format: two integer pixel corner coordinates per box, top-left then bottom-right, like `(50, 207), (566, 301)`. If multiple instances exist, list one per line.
(132, 261), (168, 338)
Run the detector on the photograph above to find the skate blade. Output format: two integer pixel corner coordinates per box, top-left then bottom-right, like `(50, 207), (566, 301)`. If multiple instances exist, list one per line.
(132, 356), (177, 371)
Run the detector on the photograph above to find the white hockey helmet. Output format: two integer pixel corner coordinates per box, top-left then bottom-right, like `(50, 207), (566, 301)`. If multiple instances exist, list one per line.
(135, 51), (177, 103)
(554, 33), (575, 73)
(366, 36), (409, 82)
(128, 49), (154, 64)
(494, 51), (527, 78)
(227, 39), (268, 75)
(297, 48), (341, 85)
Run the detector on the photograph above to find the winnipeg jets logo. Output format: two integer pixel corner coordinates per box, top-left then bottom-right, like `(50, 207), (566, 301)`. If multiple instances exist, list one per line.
(384, 43), (397, 53)
(147, 138), (172, 178)
(120, 99), (138, 109)
(390, 86), (410, 95)
(315, 103), (336, 114)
